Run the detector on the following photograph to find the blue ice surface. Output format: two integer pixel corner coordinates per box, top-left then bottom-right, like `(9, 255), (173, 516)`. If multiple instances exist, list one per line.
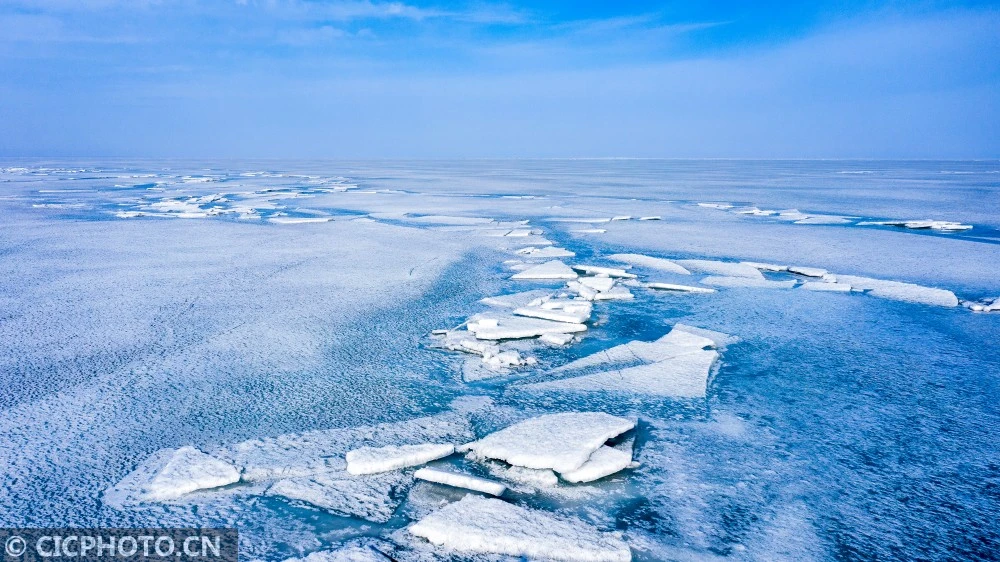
(0, 159), (998, 560)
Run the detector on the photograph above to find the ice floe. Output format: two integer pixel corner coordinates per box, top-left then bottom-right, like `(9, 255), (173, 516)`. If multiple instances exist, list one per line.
(963, 297), (1000, 313)
(268, 471), (407, 522)
(646, 282), (716, 294)
(788, 266), (828, 278)
(512, 260), (579, 280)
(742, 261), (789, 272)
(559, 444), (634, 484)
(579, 276), (616, 292)
(572, 265), (637, 279)
(517, 246), (576, 259)
(220, 412), (473, 482)
(514, 299), (593, 324)
(409, 495), (631, 562)
(700, 276), (798, 289)
(526, 349), (719, 398)
(801, 281), (853, 292)
(607, 253), (691, 275)
(467, 315), (588, 340)
(480, 289), (552, 309)
(464, 412), (635, 473)
(346, 443), (455, 475)
(413, 467), (507, 496)
(592, 286), (635, 301)
(859, 219), (973, 231)
(675, 259), (765, 279)
(105, 446), (240, 505)
(835, 275), (959, 307)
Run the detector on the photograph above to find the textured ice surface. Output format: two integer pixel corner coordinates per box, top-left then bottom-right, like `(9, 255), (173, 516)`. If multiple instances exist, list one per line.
(607, 253), (692, 275)
(3, 161), (999, 561)
(465, 412), (635, 473)
(409, 495), (631, 562)
(346, 443), (455, 475)
(413, 467), (507, 496)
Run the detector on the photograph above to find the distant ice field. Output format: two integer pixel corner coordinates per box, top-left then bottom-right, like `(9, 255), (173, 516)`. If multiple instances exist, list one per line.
(0, 160), (997, 561)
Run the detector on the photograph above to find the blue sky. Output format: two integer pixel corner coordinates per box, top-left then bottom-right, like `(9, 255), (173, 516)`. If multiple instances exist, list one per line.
(0, 1), (997, 158)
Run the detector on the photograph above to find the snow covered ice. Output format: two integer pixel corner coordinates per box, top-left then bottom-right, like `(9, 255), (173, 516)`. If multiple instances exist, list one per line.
(2, 160), (999, 562)
(408, 495), (631, 562)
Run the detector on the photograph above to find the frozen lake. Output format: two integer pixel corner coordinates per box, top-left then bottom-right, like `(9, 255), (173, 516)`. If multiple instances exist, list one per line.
(0, 160), (997, 561)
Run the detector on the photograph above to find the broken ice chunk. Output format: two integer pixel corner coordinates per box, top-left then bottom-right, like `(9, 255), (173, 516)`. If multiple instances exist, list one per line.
(788, 266), (828, 278)
(551, 324), (722, 373)
(801, 282), (852, 292)
(267, 471), (407, 522)
(486, 463), (560, 488)
(861, 219), (973, 231)
(700, 276), (797, 289)
(465, 412), (635, 473)
(571, 228), (607, 234)
(467, 315), (588, 340)
(539, 332), (576, 346)
(638, 216), (661, 220)
(517, 246), (576, 259)
(559, 445), (633, 484)
(646, 282), (716, 294)
(514, 299), (592, 324)
(346, 444), (455, 475)
(741, 261), (788, 272)
(592, 286), (634, 300)
(525, 349), (719, 398)
(409, 495), (631, 562)
(607, 253), (691, 275)
(571, 264), (637, 278)
(414, 467), (507, 496)
(675, 259), (765, 279)
(579, 276), (616, 292)
(835, 275), (959, 307)
(480, 290), (552, 309)
(142, 446), (240, 501)
(511, 260), (579, 280)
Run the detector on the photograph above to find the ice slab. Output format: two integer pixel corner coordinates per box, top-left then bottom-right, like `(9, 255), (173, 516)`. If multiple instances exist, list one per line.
(836, 275), (959, 307)
(409, 495), (631, 562)
(646, 282), (716, 294)
(607, 253), (691, 275)
(551, 324), (721, 373)
(540, 332), (576, 346)
(801, 282), (853, 292)
(788, 266), (828, 278)
(267, 471), (406, 522)
(346, 443), (455, 475)
(593, 286), (635, 301)
(517, 246), (576, 259)
(572, 265), (637, 279)
(860, 219), (973, 231)
(220, 413), (472, 481)
(465, 412), (635, 473)
(284, 544), (387, 562)
(106, 446), (241, 505)
(486, 463), (560, 488)
(512, 260), (579, 280)
(571, 228), (607, 234)
(793, 215), (853, 225)
(514, 300), (592, 324)
(414, 467), (507, 496)
(480, 290), (552, 309)
(559, 445), (633, 484)
(468, 315), (588, 340)
(675, 259), (765, 279)
(526, 349), (719, 398)
(639, 216), (661, 220)
(579, 276), (616, 292)
(741, 261), (789, 271)
(701, 276), (798, 289)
